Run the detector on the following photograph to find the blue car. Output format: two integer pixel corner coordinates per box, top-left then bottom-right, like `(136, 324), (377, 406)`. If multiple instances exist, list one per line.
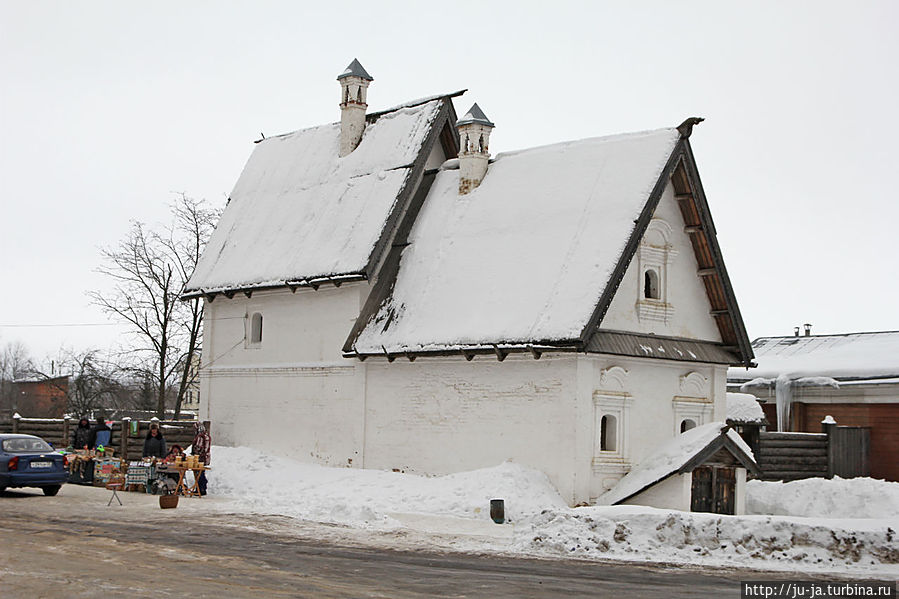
(0, 434), (68, 496)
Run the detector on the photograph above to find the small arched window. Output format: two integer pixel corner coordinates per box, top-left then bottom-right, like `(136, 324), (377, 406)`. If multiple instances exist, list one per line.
(250, 312), (263, 344)
(644, 269), (660, 300)
(600, 414), (618, 451)
(680, 418), (697, 433)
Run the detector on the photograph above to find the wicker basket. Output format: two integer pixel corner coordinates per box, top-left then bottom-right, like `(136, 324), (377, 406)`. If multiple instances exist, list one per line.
(159, 494), (179, 509)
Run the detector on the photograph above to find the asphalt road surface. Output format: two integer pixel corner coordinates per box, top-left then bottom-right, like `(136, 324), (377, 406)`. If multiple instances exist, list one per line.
(0, 485), (795, 598)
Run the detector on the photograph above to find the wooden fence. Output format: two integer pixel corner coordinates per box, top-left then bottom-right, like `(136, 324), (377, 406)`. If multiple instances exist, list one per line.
(0, 417), (200, 461)
(756, 424), (870, 481)
(828, 424), (870, 478)
(757, 432), (828, 481)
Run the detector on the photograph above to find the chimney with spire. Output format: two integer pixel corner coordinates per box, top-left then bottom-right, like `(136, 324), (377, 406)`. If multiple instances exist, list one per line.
(456, 103), (494, 194)
(337, 59), (373, 157)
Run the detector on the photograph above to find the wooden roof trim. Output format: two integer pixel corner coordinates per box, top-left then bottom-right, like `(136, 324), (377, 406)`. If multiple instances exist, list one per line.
(182, 274), (367, 302)
(344, 343), (573, 362)
(673, 142), (754, 367)
(677, 432), (760, 476)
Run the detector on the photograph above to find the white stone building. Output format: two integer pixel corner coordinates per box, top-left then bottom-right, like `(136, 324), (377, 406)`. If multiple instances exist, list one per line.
(184, 60), (756, 512)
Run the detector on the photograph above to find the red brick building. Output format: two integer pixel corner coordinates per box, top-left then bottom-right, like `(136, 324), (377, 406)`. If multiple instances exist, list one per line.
(729, 331), (899, 482)
(13, 376), (69, 418)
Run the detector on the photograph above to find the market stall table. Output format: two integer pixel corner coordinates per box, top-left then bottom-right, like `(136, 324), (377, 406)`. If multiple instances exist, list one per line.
(169, 465), (210, 497)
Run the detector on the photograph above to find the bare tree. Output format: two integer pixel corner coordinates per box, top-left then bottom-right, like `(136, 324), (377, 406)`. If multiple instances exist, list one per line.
(0, 340), (34, 415)
(160, 195), (219, 418)
(90, 195), (220, 419)
(32, 348), (125, 417)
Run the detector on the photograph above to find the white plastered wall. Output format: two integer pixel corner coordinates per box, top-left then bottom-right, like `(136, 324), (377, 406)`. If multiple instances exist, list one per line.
(602, 181), (722, 342)
(622, 473), (692, 511)
(587, 354), (728, 502)
(199, 283), (369, 467)
(361, 354), (582, 503)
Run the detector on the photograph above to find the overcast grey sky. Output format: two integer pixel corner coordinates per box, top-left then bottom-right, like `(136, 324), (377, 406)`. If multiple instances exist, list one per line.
(1, 0), (897, 360)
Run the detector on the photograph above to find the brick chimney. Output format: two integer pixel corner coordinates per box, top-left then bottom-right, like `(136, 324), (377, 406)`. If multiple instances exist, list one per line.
(337, 59), (373, 157)
(456, 103), (494, 194)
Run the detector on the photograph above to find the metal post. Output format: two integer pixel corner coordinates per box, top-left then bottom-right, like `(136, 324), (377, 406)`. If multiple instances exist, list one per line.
(822, 415), (836, 479)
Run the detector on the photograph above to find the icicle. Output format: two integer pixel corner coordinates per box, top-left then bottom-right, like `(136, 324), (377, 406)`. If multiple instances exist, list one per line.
(774, 373), (793, 431)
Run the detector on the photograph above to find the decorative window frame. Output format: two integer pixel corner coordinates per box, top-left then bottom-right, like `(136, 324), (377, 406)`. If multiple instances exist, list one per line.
(592, 382), (634, 471)
(672, 370), (712, 434)
(672, 397), (713, 435)
(636, 219), (678, 323)
(246, 311), (263, 349)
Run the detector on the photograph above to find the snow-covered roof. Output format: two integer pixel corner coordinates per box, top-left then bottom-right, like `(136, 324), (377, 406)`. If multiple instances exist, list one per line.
(351, 128), (681, 353)
(728, 331), (899, 382)
(186, 100), (444, 293)
(726, 392), (766, 424)
(598, 422), (756, 506)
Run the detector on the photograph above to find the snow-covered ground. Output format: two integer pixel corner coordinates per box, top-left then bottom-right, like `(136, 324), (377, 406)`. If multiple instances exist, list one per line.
(207, 446), (898, 577)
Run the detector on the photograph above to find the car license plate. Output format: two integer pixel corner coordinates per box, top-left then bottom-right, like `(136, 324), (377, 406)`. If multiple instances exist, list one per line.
(30, 461), (52, 469)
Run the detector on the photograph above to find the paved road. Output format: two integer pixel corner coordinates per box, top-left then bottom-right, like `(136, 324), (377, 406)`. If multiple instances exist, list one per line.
(0, 485), (789, 598)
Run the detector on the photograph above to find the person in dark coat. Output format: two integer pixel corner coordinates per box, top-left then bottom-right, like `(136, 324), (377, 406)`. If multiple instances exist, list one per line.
(72, 417), (91, 450)
(142, 424), (167, 458)
(87, 417), (112, 449)
(191, 422), (211, 496)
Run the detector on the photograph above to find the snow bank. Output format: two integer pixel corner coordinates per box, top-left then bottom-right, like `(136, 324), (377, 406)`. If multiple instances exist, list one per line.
(205, 446), (898, 576)
(353, 128), (681, 352)
(208, 446), (566, 527)
(726, 392), (765, 423)
(514, 505), (898, 575)
(747, 477), (899, 519)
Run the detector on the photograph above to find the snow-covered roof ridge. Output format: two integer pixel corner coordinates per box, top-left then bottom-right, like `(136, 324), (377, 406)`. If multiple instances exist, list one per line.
(726, 392), (766, 424)
(493, 126), (678, 161)
(598, 422), (757, 506)
(350, 126), (682, 353)
(728, 330), (899, 382)
(186, 98), (448, 294)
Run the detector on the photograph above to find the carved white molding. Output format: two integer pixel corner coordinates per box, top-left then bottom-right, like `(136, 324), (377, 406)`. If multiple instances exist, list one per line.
(643, 218), (674, 248)
(679, 371), (709, 397)
(636, 219), (678, 323)
(636, 300), (675, 322)
(598, 366), (629, 391)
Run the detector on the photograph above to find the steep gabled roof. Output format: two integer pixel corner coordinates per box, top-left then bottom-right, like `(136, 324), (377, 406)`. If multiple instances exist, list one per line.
(598, 422), (758, 506)
(345, 124), (753, 366)
(184, 96), (460, 298)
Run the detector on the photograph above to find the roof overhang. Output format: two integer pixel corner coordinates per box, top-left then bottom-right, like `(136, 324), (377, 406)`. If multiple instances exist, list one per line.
(181, 273), (367, 302)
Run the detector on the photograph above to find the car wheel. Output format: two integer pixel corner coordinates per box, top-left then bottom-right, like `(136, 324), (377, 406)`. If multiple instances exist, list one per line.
(42, 485), (61, 497)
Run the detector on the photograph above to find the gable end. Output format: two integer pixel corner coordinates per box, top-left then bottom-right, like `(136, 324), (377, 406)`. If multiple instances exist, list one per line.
(582, 139), (754, 367)
(362, 98), (460, 281)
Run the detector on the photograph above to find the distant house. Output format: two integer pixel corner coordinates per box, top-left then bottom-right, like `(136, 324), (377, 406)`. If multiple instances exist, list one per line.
(13, 376), (68, 418)
(184, 60), (756, 511)
(728, 330), (899, 481)
(181, 353), (201, 413)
